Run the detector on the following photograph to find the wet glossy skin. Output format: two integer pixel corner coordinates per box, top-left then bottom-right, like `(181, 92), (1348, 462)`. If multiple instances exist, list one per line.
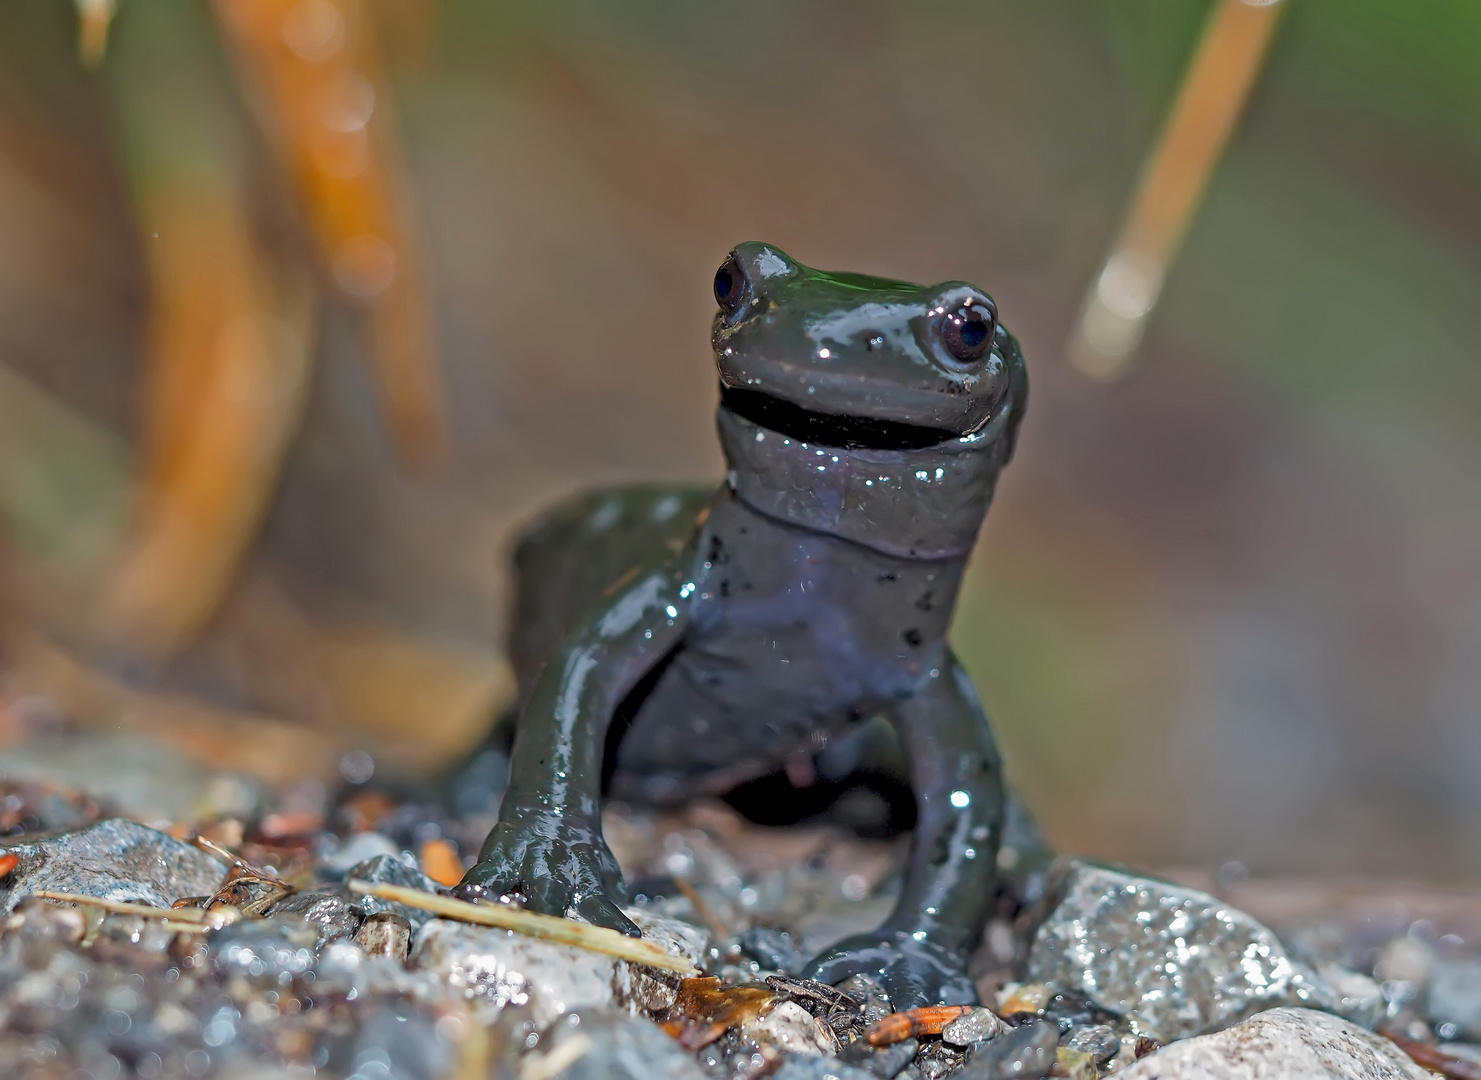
(460, 243), (1028, 1008)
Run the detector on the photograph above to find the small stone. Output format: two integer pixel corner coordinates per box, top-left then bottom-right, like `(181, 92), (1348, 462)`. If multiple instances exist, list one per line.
(208, 918), (318, 981)
(317, 1000), (460, 1079)
(1060, 1025), (1119, 1065)
(9, 894), (87, 942)
(322, 833), (402, 876)
(0, 817), (226, 913)
(1025, 860), (1353, 1042)
(838, 1037), (919, 1079)
(753, 1000), (841, 1056)
(964, 1019), (1058, 1079)
(1429, 958), (1481, 1041)
(914, 1041), (966, 1080)
(355, 911), (412, 961)
(771, 1056), (879, 1080)
(539, 1009), (707, 1080)
(314, 939), (444, 1001)
(1111, 1007), (1433, 1079)
(998, 982), (1052, 1018)
(941, 1006), (1010, 1047)
(836, 973), (894, 1023)
(1375, 936), (1437, 986)
(342, 854), (442, 931)
(266, 888), (363, 948)
(1055, 1047), (1097, 1080)
(1314, 961), (1385, 1031)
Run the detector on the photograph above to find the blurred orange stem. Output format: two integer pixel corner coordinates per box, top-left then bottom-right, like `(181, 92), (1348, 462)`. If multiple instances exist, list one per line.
(1070, 0), (1285, 379)
(212, 0), (446, 466)
(74, 0), (118, 69)
(93, 0), (318, 657)
(96, 185), (314, 653)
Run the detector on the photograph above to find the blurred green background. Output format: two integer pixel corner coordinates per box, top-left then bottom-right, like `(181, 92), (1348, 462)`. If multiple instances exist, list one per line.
(1, 1), (1479, 878)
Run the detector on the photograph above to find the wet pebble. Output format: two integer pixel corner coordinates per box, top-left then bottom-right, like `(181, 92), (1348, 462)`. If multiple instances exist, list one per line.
(8, 895), (86, 943)
(963, 1018), (1058, 1080)
(1059, 1023), (1119, 1064)
(318, 1000), (460, 1080)
(835, 973), (894, 1024)
(208, 917), (318, 983)
(838, 1036), (919, 1079)
(355, 911), (412, 961)
(1055, 1047), (1096, 1080)
(542, 1009), (708, 1080)
(912, 1039), (966, 1080)
(342, 854), (442, 931)
(771, 1054), (879, 1080)
(320, 833), (401, 876)
(264, 888), (364, 949)
(941, 1006), (1009, 1048)
(1026, 860), (1355, 1041)
(753, 999), (841, 1056)
(1429, 958), (1481, 1041)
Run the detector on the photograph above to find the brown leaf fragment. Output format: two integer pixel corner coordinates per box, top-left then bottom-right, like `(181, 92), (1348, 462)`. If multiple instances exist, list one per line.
(660, 976), (782, 1050)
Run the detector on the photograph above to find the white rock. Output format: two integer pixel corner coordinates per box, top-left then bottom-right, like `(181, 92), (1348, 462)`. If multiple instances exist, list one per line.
(1113, 1007), (1434, 1080)
(751, 999), (840, 1056)
(941, 1006), (1010, 1047)
(412, 908), (707, 1027)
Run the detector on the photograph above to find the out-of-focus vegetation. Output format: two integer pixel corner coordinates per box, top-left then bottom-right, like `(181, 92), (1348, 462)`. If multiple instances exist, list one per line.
(0, 1), (1478, 878)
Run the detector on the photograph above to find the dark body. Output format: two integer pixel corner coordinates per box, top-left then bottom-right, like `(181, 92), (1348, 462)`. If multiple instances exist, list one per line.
(463, 243), (1028, 1007)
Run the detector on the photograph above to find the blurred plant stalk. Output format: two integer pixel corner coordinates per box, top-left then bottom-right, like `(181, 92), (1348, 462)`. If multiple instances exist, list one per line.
(73, 0), (117, 69)
(88, 0), (316, 657)
(85, 0), (443, 661)
(0, 364), (507, 779)
(92, 183), (314, 653)
(1069, 0), (1286, 381)
(212, 0), (446, 466)
(0, 0), (488, 779)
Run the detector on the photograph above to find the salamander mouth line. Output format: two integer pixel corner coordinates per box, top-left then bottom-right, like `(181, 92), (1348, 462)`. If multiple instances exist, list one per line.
(719, 386), (956, 452)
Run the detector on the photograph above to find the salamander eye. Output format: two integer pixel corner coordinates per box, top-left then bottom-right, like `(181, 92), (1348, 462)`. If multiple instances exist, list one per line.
(714, 254), (749, 317)
(940, 299), (996, 364)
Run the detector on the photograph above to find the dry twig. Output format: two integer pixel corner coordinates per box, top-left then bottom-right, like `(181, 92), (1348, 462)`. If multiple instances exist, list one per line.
(32, 891), (238, 932)
(346, 880), (698, 975)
